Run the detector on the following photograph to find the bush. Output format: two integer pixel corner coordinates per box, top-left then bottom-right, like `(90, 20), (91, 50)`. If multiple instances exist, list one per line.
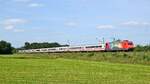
(134, 45), (150, 51)
(87, 53), (95, 57)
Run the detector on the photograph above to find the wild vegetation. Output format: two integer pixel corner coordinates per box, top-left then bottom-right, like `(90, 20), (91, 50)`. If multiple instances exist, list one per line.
(134, 45), (150, 51)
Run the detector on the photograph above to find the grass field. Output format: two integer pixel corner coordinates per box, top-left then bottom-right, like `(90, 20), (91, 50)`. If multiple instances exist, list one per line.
(0, 53), (150, 84)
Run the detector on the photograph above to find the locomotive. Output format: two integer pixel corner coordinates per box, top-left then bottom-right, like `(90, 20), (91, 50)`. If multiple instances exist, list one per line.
(105, 40), (134, 51)
(19, 40), (134, 53)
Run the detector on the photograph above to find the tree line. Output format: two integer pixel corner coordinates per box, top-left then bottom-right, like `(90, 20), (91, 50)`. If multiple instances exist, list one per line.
(20, 42), (69, 49)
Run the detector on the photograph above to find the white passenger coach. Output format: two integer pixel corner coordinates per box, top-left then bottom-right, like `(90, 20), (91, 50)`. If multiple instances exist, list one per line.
(19, 44), (105, 53)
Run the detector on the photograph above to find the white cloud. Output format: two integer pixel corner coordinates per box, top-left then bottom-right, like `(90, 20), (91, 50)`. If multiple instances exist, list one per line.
(122, 21), (138, 25)
(4, 18), (27, 25)
(4, 25), (14, 30)
(121, 21), (150, 28)
(2, 18), (27, 31)
(29, 3), (44, 7)
(96, 25), (114, 29)
(64, 22), (78, 27)
(13, 0), (31, 3)
(13, 0), (45, 8)
(13, 29), (25, 32)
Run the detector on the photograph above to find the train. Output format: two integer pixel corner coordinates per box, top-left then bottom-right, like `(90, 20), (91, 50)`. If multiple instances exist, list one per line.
(18, 40), (134, 53)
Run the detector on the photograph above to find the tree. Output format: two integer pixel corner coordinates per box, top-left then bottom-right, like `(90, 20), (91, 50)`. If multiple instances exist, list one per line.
(24, 42), (30, 49)
(0, 40), (13, 54)
(23, 42), (62, 49)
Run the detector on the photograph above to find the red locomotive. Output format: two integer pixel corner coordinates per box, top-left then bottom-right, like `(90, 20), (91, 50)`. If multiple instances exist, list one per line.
(105, 40), (134, 51)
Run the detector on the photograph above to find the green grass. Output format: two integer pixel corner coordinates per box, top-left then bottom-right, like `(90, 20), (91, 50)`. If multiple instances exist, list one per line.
(0, 54), (150, 84)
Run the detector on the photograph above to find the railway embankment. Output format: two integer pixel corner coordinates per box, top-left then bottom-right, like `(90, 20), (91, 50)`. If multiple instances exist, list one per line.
(1, 51), (150, 65)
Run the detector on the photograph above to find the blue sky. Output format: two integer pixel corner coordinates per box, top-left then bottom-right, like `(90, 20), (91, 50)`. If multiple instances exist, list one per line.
(0, 0), (150, 47)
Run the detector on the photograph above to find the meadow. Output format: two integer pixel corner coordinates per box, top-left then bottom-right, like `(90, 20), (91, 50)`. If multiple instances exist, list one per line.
(0, 52), (150, 84)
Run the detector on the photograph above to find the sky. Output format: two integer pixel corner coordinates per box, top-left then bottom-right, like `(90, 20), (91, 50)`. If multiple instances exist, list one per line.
(0, 0), (150, 47)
